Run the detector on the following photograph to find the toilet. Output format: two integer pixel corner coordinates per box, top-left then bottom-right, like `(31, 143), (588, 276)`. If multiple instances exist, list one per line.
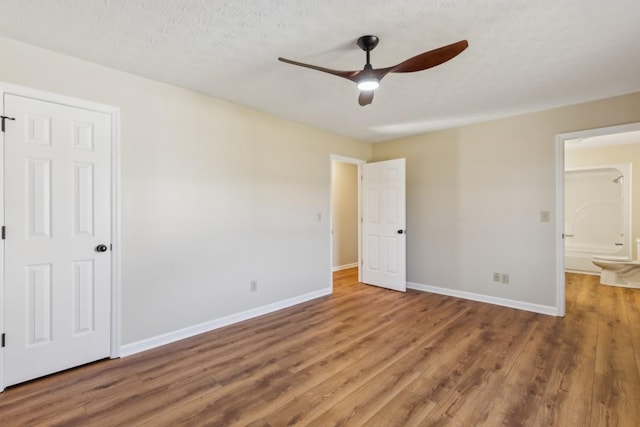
(591, 239), (640, 288)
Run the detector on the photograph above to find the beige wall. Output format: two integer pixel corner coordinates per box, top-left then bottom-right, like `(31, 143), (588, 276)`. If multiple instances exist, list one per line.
(0, 37), (372, 345)
(372, 92), (640, 308)
(331, 162), (359, 268)
(565, 140), (640, 260)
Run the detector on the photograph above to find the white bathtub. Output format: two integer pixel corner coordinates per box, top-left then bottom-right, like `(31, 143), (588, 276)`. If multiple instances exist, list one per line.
(564, 164), (631, 273)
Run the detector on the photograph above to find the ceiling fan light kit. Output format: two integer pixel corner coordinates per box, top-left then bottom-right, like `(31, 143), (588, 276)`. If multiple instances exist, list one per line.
(279, 35), (468, 106)
(357, 79), (379, 91)
(356, 65), (380, 91)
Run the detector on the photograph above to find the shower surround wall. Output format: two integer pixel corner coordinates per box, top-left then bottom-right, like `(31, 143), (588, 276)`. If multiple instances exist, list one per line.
(566, 138), (640, 263)
(564, 164), (631, 273)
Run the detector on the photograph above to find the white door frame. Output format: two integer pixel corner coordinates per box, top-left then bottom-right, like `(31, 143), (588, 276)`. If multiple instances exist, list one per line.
(0, 82), (121, 391)
(555, 121), (640, 317)
(329, 155), (366, 287)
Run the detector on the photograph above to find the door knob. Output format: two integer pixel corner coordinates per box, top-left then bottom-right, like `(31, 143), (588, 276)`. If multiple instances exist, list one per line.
(397, 229), (404, 234)
(96, 244), (108, 252)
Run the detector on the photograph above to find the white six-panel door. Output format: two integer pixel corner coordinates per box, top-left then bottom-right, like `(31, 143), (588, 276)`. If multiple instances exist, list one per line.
(361, 159), (406, 292)
(3, 93), (112, 387)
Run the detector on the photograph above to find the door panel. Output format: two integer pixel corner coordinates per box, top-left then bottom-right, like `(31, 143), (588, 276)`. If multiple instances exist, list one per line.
(27, 264), (53, 345)
(362, 159), (406, 291)
(27, 158), (52, 238)
(3, 94), (112, 387)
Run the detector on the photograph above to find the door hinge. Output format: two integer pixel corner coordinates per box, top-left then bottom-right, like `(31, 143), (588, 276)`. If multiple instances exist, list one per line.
(1, 115), (15, 132)
(1, 333), (5, 348)
(1, 226), (5, 240)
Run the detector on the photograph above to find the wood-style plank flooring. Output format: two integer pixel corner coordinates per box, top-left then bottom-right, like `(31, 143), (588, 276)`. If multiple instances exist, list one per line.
(1, 269), (639, 426)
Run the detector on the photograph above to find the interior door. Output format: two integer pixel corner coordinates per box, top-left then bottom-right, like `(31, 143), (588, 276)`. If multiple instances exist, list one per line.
(361, 158), (406, 291)
(3, 93), (112, 387)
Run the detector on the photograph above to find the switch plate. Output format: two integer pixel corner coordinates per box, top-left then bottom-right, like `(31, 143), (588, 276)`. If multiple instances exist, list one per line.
(493, 272), (501, 282)
(250, 280), (258, 292)
(501, 273), (510, 284)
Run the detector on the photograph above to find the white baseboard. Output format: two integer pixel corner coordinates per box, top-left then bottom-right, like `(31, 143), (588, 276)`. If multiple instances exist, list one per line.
(332, 262), (358, 272)
(407, 282), (558, 316)
(120, 287), (333, 357)
(565, 269), (599, 276)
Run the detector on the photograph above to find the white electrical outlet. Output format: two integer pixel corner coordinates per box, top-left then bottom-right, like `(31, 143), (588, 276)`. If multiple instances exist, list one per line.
(501, 273), (510, 284)
(250, 280), (258, 292)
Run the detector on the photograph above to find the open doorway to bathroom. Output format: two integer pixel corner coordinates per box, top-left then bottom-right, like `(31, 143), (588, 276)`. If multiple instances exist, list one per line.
(564, 162), (631, 273)
(556, 122), (640, 314)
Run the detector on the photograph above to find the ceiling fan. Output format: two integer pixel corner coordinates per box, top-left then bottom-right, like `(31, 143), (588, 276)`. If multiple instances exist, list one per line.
(279, 36), (468, 106)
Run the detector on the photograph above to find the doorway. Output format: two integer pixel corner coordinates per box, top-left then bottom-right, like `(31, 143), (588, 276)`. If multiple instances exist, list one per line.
(564, 163), (631, 273)
(329, 155), (407, 292)
(555, 122), (640, 316)
(330, 155), (365, 286)
(331, 161), (359, 272)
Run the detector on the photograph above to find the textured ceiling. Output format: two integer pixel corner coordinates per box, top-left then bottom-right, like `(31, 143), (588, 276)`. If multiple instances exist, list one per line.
(0, 0), (639, 142)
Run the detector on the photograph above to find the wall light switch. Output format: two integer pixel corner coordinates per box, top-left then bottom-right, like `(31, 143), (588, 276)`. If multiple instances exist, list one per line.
(540, 211), (550, 222)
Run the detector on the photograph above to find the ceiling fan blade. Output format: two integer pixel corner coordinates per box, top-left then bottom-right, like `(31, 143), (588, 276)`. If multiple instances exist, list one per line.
(358, 91), (374, 106)
(278, 57), (360, 82)
(389, 40), (469, 73)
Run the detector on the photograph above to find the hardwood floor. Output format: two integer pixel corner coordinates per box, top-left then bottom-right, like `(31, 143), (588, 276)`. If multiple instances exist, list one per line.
(1, 269), (639, 426)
